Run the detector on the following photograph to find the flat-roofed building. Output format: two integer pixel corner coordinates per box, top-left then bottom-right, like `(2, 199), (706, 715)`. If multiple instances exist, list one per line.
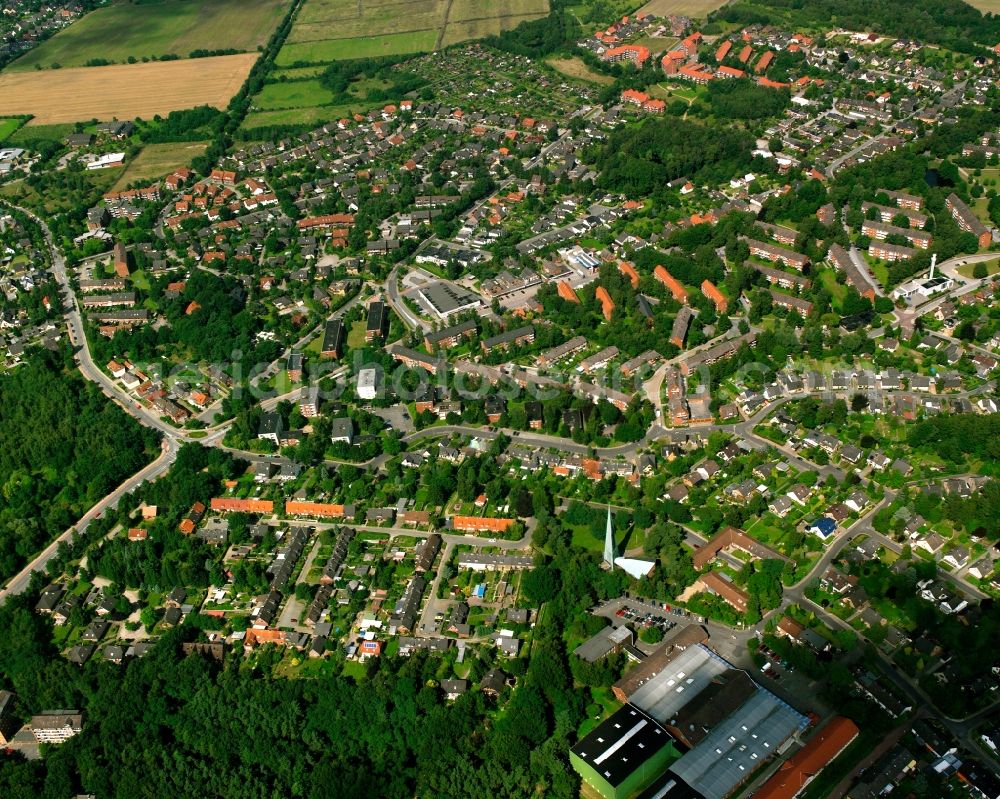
(416, 280), (483, 320)
(570, 704), (681, 799)
(668, 685), (809, 799)
(365, 301), (387, 342)
(321, 319), (345, 358)
(357, 367), (379, 400)
(574, 625), (634, 663)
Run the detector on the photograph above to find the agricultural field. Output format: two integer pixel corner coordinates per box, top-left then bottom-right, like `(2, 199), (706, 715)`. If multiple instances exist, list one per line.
(966, 0), (1000, 10)
(111, 141), (210, 190)
(637, 0), (732, 17)
(0, 55), (257, 125)
(276, 31), (439, 66)
(546, 56), (615, 85)
(8, 0), (287, 71)
(257, 0), (548, 132)
(440, 14), (548, 47)
(276, 0), (549, 66)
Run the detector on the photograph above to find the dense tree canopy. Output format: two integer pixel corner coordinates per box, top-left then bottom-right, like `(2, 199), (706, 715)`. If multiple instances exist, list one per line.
(0, 351), (159, 583)
(596, 118), (756, 197)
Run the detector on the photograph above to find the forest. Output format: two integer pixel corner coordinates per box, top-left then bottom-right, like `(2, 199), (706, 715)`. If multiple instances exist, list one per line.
(317, 57), (427, 105)
(0, 475), (679, 799)
(596, 117), (757, 197)
(702, 79), (791, 121)
(0, 350), (159, 584)
(908, 412), (1000, 465)
(716, 0), (1000, 53)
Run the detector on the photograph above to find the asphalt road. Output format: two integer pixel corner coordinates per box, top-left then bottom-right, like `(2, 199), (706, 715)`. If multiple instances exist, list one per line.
(0, 437), (179, 604)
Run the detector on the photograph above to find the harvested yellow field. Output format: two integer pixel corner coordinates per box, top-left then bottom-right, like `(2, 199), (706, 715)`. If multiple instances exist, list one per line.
(0, 54), (257, 125)
(966, 0), (1000, 10)
(636, 0), (731, 18)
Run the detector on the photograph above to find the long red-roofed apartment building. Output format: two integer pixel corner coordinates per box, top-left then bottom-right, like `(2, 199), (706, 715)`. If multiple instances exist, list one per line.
(451, 516), (516, 533)
(595, 286), (615, 321)
(285, 501), (350, 518)
(211, 498), (274, 514)
(618, 261), (640, 288)
(557, 281), (580, 303)
(701, 279), (727, 313)
(752, 717), (860, 799)
(654, 266), (688, 303)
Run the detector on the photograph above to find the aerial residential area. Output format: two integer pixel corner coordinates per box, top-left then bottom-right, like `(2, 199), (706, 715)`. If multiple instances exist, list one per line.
(0, 0), (1000, 797)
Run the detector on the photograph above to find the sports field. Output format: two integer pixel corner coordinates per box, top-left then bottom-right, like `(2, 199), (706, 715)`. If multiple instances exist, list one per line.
(8, 0), (287, 71)
(276, 0), (549, 65)
(0, 55), (257, 125)
(636, 0), (731, 17)
(111, 141), (210, 190)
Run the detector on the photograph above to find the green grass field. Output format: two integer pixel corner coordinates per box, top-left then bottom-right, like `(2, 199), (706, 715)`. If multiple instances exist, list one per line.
(276, 30), (439, 66)
(817, 268), (848, 306)
(0, 117), (28, 142)
(255, 79), (337, 110)
(6, 122), (75, 145)
(271, 65), (328, 80)
(111, 141), (209, 190)
(258, 0), (547, 132)
(957, 259), (1000, 278)
(241, 102), (361, 131)
(9, 0), (287, 71)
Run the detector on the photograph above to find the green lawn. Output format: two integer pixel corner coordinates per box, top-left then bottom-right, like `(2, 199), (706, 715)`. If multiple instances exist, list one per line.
(817, 268), (848, 307)
(241, 103), (362, 132)
(255, 79), (337, 111)
(0, 117), (28, 142)
(10, 0), (287, 70)
(957, 259), (1000, 278)
(276, 30), (438, 66)
(7, 122), (75, 145)
(271, 65), (328, 80)
(870, 261), (889, 287)
(346, 320), (367, 349)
